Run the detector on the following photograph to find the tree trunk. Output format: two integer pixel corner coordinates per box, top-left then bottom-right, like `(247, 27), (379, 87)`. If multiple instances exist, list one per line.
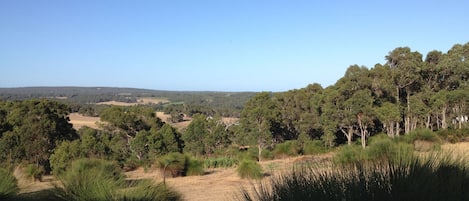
(442, 107), (447, 129)
(426, 115), (431, 129)
(396, 122), (400, 136)
(258, 144), (262, 162)
(404, 88), (412, 134)
(340, 127), (353, 145)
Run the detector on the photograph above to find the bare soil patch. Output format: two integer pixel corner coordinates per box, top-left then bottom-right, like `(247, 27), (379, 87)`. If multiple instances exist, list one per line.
(68, 113), (101, 129)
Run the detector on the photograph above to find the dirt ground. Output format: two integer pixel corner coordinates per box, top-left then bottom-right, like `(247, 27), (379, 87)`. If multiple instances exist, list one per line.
(15, 156), (319, 201)
(15, 143), (469, 200)
(68, 113), (101, 129)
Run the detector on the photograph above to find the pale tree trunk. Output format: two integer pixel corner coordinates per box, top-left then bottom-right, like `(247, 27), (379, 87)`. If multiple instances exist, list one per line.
(258, 144), (263, 162)
(442, 107), (447, 129)
(357, 115), (368, 149)
(340, 127), (354, 145)
(396, 122), (400, 136)
(426, 115), (431, 129)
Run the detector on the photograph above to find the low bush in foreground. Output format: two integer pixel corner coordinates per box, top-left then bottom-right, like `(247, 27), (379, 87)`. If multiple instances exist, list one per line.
(0, 168), (19, 199)
(239, 152), (469, 201)
(237, 159), (263, 180)
(54, 158), (182, 201)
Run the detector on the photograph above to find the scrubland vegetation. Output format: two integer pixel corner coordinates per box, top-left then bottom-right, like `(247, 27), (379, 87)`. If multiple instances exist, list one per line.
(0, 42), (468, 200)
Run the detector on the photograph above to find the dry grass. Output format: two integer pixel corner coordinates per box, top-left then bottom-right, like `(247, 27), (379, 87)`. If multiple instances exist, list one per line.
(137, 97), (169, 104)
(68, 113), (101, 130)
(96, 97), (169, 106)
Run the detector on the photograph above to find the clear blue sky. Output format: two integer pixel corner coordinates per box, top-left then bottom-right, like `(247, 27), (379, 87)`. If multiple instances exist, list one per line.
(1, 1), (468, 92)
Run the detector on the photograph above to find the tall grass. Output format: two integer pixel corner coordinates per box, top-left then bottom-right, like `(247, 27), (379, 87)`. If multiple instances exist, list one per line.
(237, 159), (263, 180)
(54, 158), (182, 201)
(239, 152), (469, 201)
(204, 157), (237, 168)
(0, 168), (19, 199)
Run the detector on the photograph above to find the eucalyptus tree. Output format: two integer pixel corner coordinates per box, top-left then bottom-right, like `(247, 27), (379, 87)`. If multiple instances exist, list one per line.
(239, 92), (281, 161)
(385, 47), (423, 134)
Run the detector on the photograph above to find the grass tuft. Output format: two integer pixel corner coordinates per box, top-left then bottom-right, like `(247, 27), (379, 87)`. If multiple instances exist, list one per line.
(0, 168), (19, 199)
(239, 151), (469, 201)
(237, 159), (263, 180)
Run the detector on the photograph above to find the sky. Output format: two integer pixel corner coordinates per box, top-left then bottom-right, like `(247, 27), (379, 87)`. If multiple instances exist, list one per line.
(1, 1), (468, 92)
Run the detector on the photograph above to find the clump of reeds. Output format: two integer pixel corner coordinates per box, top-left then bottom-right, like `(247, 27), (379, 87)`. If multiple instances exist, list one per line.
(0, 168), (19, 199)
(239, 151), (469, 201)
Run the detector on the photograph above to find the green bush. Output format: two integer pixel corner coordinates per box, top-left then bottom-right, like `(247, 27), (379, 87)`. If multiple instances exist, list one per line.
(365, 134), (414, 160)
(273, 140), (300, 158)
(0, 168), (19, 199)
(204, 157), (237, 168)
(186, 158), (204, 176)
(54, 158), (124, 201)
(302, 140), (326, 155)
(239, 151), (469, 201)
(54, 158), (181, 201)
(157, 152), (187, 177)
(437, 128), (469, 143)
(157, 153), (205, 177)
(26, 164), (44, 182)
(406, 129), (441, 143)
(237, 159), (263, 180)
(333, 144), (365, 164)
(120, 179), (182, 201)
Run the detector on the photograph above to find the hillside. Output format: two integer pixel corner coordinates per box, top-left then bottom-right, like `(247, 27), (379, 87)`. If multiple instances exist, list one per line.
(0, 86), (257, 117)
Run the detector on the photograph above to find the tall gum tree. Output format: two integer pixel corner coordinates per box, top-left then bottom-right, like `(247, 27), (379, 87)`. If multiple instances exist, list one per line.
(240, 92), (280, 162)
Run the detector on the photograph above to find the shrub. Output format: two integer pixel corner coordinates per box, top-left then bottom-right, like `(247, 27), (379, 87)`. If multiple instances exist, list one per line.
(186, 158), (204, 176)
(26, 164), (44, 182)
(54, 158), (182, 201)
(406, 129), (441, 143)
(157, 152), (187, 178)
(54, 158), (124, 201)
(239, 151), (469, 201)
(204, 157), (237, 168)
(273, 140), (300, 158)
(333, 144), (365, 164)
(437, 128), (469, 143)
(237, 159), (263, 180)
(0, 168), (19, 199)
(157, 153), (205, 177)
(120, 179), (182, 201)
(302, 140), (326, 155)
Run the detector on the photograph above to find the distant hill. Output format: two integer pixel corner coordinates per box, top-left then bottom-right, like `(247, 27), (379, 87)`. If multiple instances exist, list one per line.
(0, 86), (258, 116)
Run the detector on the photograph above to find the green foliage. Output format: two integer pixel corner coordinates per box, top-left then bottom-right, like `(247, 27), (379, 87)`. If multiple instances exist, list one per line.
(157, 152), (187, 178)
(25, 164), (44, 182)
(406, 129), (441, 143)
(0, 168), (19, 199)
(186, 158), (204, 176)
(0, 100), (78, 173)
(333, 145), (366, 164)
(273, 140), (300, 158)
(437, 128), (469, 143)
(54, 158), (124, 201)
(302, 140), (326, 155)
(50, 140), (81, 175)
(237, 159), (263, 180)
(119, 180), (182, 201)
(156, 152), (204, 177)
(240, 152), (469, 201)
(182, 114), (208, 156)
(334, 135), (415, 165)
(204, 157), (238, 168)
(54, 158), (181, 201)
(365, 134), (414, 161)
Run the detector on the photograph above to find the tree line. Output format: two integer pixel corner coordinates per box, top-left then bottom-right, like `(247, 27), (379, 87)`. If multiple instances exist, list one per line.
(236, 42), (469, 158)
(0, 42), (467, 175)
